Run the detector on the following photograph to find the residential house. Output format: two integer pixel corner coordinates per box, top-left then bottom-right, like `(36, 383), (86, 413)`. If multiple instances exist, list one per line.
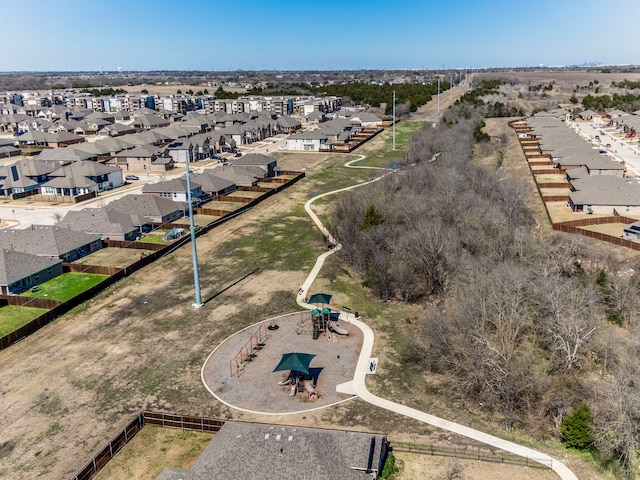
(568, 175), (640, 214)
(58, 208), (139, 241)
(286, 129), (332, 151)
(190, 172), (236, 197)
(142, 176), (207, 205)
(39, 161), (123, 196)
(212, 165), (265, 187)
(108, 194), (185, 226)
(109, 144), (174, 173)
(156, 421), (388, 480)
(226, 153), (278, 177)
(0, 226), (102, 262)
(0, 249), (63, 295)
(132, 114), (170, 131)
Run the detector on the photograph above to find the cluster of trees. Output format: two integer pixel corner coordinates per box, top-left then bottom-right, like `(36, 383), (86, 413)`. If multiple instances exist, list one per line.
(79, 87), (127, 97)
(246, 81), (447, 114)
(582, 92), (640, 112)
(612, 79), (640, 90)
(330, 99), (640, 475)
(454, 80), (524, 117)
(529, 83), (553, 92)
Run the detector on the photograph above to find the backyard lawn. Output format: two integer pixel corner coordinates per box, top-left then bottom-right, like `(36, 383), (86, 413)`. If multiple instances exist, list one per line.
(0, 305), (49, 337)
(22, 273), (108, 302)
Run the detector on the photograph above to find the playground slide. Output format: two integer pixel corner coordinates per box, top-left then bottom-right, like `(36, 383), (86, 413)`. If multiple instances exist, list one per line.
(328, 320), (349, 336)
(304, 379), (317, 400)
(289, 382), (297, 397)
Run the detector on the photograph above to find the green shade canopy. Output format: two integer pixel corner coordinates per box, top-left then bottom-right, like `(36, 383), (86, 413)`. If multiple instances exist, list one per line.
(312, 309), (321, 316)
(322, 307), (331, 314)
(273, 352), (316, 375)
(308, 293), (332, 305)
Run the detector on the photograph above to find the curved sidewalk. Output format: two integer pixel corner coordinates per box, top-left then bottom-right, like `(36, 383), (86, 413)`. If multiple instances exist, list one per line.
(296, 155), (579, 480)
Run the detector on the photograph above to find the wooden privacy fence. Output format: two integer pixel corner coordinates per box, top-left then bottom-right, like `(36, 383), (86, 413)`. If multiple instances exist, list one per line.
(63, 263), (122, 276)
(0, 171), (305, 351)
(0, 295), (62, 309)
(72, 411), (225, 480)
(553, 223), (640, 251)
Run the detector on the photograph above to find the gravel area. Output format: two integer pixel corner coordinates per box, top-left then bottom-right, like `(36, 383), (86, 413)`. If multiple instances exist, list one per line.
(202, 311), (363, 414)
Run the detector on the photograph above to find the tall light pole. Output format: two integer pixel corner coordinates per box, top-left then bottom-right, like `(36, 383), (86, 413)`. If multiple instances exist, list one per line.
(392, 90), (396, 151)
(185, 157), (203, 308)
(437, 77), (440, 113)
(450, 73), (453, 102)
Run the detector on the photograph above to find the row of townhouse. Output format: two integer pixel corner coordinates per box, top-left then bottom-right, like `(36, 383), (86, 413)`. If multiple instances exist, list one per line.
(526, 114), (640, 216)
(1, 90), (341, 117)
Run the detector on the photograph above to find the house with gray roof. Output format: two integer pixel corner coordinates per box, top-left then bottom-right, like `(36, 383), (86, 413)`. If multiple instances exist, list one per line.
(212, 165), (265, 187)
(132, 114), (170, 130)
(142, 176), (208, 205)
(226, 153), (277, 177)
(0, 226), (102, 261)
(568, 176), (640, 215)
(0, 163), (40, 196)
(190, 172), (236, 197)
(107, 194), (185, 225)
(156, 421), (388, 480)
(58, 208), (139, 241)
(286, 129), (332, 151)
(40, 161), (123, 195)
(109, 144), (174, 173)
(0, 249), (63, 295)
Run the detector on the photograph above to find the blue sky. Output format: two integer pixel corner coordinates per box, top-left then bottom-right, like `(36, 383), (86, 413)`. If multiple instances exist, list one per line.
(1, 0), (638, 71)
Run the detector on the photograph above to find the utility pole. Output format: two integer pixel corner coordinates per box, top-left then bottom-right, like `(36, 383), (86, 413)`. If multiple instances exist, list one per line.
(185, 157), (203, 308)
(437, 77), (440, 113)
(392, 90), (396, 150)
(450, 73), (453, 102)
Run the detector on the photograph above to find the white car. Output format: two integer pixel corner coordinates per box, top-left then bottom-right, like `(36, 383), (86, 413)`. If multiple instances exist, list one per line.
(278, 145), (287, 150)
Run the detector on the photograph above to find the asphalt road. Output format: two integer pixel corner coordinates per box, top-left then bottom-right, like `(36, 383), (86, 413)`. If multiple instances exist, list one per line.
(571, 120), (640, 175)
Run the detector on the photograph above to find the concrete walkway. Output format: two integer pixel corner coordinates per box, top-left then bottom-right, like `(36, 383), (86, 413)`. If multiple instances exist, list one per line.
(296, 155), (580, 480)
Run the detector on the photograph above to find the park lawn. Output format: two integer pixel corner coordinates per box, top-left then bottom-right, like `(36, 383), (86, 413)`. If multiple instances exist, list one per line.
(22, 273), (108, 302)
(355, 121), (426, 168)
(0, 305), (49, 337)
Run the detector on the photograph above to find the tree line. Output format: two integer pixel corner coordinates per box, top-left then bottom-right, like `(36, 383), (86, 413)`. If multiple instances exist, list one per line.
(329, 100), (640, 476)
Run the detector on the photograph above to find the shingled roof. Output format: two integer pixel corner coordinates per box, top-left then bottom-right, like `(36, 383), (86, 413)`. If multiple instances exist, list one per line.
(0, 226), (101, 258)
(156, 421), (388, 480)
(0, 249), (62, 286)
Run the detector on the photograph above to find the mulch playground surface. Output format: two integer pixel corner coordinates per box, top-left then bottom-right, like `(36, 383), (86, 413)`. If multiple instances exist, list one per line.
(202, 311), (363, 414)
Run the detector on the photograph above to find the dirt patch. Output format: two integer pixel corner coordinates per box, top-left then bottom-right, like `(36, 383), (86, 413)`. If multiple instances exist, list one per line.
(395, 452), (557, 480)
(94, 426), (213, 480)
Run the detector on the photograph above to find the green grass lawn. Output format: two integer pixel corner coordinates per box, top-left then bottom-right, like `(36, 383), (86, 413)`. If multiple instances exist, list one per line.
(0, 305), (49, 337)
(139, 230), (173, 245)
(22, 273), (109, 302)
(357, 121), (426, 168)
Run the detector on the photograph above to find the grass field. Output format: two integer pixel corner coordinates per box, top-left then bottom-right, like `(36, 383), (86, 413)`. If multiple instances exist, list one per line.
(0, 305), (49, 337)
(22, 273), (108, 302)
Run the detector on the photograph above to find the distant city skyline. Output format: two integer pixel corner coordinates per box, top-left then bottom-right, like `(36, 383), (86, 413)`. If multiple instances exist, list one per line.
(2, 0), (638, 72)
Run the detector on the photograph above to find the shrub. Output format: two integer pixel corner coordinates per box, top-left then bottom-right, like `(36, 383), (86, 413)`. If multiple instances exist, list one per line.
(561, 403), (594, 450)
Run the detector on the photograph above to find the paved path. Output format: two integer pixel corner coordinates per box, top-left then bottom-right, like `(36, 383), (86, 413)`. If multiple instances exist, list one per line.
(296, 154), (580, 480)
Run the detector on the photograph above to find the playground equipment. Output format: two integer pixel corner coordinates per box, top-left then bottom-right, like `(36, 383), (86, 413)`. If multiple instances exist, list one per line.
(229, 324), (269, 378)
(311, 308), (349, 339)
